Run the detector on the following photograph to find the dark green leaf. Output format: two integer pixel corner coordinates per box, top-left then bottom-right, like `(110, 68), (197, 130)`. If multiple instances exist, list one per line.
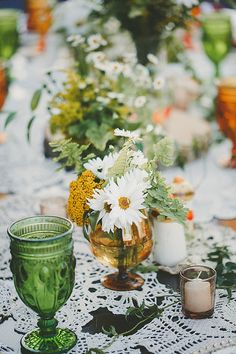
(4, 111), (17, 129)
(89, 212), (100, 232)
(225, 262), (236, 271)
(102, 325), (118, 337)
(26, 115), (36, 142)
(86, 348), (106, 354)
(130, 264), (158, 274)
(31, 89), (42, 111)
(85, 123), (113, 151)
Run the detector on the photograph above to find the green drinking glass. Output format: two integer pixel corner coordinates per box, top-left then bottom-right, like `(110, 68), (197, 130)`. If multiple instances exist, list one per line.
(0, 9), (20, 60)
(8, 216), (77, 354)
(202, 13), (232, 77)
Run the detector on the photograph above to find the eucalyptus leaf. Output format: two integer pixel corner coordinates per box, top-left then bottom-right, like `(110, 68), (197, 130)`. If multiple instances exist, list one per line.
(4, 111), (17, 129)
(31, 89), (42, 111)
(27, 115), (36, 142)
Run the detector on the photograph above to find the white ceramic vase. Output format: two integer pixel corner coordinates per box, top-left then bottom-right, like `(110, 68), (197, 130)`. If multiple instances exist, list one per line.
(152, 220), (187, 267)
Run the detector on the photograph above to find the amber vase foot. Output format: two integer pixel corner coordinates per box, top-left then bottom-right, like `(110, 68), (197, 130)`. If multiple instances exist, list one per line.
(101, 271), (144, 291)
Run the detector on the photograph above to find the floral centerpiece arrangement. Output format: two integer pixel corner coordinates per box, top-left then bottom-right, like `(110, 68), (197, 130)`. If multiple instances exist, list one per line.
(89, 0), (201, 63)
(30, 33), (166, 162)
(66, 129), (187, 290)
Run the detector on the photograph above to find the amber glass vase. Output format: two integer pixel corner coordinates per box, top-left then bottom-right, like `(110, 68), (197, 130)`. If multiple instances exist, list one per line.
(217, 77), (236, 168)
(84, 217), (153, 291)
(8, 216), (77, 354)
(0, 62), (7, 110)
(26, 0), (53, 52)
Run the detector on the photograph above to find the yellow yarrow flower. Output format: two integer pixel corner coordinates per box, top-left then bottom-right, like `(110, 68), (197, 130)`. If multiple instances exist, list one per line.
(67, 170), (103, 226)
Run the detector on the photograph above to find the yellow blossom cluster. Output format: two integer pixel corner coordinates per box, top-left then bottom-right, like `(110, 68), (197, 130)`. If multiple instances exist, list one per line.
(67, 170), (103, 226)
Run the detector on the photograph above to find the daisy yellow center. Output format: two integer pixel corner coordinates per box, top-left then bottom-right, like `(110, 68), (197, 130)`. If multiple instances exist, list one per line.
(104, 202), (111, 213)
(118, 197), (131, 210)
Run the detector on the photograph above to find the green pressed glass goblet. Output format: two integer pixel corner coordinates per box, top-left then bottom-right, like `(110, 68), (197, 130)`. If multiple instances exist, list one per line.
(8, 216), (77, 354)
(0, 9), (20, 60)
(202, 13), (232, 77)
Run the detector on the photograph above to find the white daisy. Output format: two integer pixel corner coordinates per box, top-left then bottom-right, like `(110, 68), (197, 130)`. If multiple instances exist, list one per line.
(134, 96), (147, 108)
(87, 34), (107, 51)
(147, 53), (159, 65)
(122, 53), (137, 65)
(153, 77), (165, 90)
(67, 34), (85, 46)
(84, 152), (119, 180)
(122, 64), (133, 78)
(106, 172), (147, 230)
(125, 168), (150, 190)
(114, 129), (140, 140)
(106, 61), (124, 76)
(87, 188), (114, 233)
(86, 51), (106, 64)
(104, 17), (121, 34)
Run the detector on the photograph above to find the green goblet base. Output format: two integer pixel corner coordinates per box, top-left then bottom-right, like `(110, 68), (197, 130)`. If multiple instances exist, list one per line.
(21, 328), (77, 354)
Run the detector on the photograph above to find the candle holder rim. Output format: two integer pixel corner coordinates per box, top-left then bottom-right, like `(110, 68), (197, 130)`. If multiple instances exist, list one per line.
(7, 215), (73, 243)
(180, 264), (216, 281)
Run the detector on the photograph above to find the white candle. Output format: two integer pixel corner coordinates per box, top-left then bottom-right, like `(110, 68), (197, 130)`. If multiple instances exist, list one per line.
(185, 279), (212, 313)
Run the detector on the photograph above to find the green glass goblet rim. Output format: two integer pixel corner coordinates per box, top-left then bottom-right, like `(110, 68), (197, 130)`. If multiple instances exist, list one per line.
(0, 9), (20, 22)
(8, 215), (73, 243)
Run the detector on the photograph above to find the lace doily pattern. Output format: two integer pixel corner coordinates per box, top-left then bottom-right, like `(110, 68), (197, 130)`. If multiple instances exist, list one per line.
(0, 203), (236, 354)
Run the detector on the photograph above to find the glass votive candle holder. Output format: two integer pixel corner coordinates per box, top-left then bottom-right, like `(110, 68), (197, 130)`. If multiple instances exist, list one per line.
(180, 265), (216, 319)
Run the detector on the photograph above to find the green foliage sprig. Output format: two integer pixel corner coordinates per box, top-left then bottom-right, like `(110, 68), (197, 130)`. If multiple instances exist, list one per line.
(130, 263), (158, 274)
(207, 245), (236, 300)
(49, 139), (94, 174)
(86, 298), (178, 354)
(145, 171), (187, 224)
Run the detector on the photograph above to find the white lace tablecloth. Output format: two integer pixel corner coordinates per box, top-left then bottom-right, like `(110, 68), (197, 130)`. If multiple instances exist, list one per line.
(0, 28), (236, 354)
(0, 195), (236, 354)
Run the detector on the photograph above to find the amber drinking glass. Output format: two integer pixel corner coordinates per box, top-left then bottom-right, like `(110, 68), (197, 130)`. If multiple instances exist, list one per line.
(0, 9), (19, 60)
(180, 265), (216, 319)
(202, 13), (232, 77)
(26, 0), (53, 52)
(8, 216), (77, 354)
(84, 218), (153, 291)
(217, 77), (236, 168)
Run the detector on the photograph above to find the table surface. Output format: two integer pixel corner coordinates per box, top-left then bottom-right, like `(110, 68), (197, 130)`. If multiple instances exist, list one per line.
(0, 207), (236, 354)
(0, 25), (236, 354)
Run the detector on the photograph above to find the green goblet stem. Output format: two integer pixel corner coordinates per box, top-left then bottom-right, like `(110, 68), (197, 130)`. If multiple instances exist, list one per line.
(38, 318), (58, 337)
(215, 63), (220, 78)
